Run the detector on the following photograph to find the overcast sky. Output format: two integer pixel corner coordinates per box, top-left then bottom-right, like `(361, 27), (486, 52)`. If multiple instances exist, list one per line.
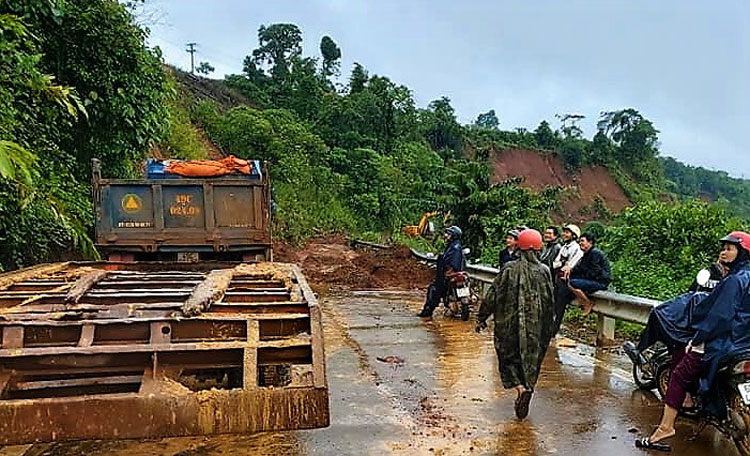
(142, 0), (750, 177)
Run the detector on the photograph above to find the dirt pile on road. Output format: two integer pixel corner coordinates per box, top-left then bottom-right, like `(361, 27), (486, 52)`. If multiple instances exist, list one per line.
(275, 235), (434, 292)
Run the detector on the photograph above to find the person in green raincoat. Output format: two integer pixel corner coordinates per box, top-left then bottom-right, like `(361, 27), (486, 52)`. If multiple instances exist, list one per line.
(476, 228), (555, 419)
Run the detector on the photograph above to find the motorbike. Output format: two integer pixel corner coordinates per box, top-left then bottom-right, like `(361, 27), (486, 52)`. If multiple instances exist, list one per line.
(441, 248), (474, 321)
(443, 270), (472, 321)
(651, 348), (750, 455)
(627, 268), (750, 455)
(630, 267), (720, 390)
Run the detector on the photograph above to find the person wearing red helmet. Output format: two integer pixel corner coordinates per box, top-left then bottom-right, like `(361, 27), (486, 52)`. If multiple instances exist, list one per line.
(638, 231), (750, 451)
(476, 228), (554, 419)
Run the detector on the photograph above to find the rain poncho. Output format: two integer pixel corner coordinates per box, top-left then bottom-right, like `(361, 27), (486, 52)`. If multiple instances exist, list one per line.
(435, 239), (466, 285)
(478, 250), (555, 390)
(423, 239), (466, 311)
(651, 291), (711, 346)
(689, 261), (750, 417)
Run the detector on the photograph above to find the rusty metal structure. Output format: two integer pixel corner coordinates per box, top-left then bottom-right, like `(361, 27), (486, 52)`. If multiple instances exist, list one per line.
(0, 261), (328, 444)
(92, 159), (273, 261)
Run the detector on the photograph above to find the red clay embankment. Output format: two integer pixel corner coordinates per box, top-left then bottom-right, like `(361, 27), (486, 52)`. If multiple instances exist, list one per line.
(489, 148), (631, 222)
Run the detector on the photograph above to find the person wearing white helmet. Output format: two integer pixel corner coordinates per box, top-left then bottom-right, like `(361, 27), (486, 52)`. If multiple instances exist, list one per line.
(552, 224), (583, 276)
(550, 224), (584, 332)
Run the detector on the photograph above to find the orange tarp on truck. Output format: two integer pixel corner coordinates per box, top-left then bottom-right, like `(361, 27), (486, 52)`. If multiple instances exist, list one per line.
(165, 156), (252, 177)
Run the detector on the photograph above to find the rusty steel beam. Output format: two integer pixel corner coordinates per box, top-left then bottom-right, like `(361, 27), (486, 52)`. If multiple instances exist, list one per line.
(0, 261), (328, 444)
(0, 387), (329, 445)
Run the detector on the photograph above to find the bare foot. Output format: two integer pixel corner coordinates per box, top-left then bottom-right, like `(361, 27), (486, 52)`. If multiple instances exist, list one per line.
(570, 288), (593, 315)
(648, 425), (676, 444)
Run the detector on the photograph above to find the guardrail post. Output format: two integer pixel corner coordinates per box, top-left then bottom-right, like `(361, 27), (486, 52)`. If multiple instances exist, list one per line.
(596, 314), (616, 347)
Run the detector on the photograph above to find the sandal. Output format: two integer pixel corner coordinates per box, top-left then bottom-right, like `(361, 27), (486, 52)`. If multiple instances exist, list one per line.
(635, 438), (671, 452)
(514, 390), (533, 419)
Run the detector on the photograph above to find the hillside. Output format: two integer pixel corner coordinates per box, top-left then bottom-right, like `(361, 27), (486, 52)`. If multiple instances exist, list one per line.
(489, 148), (630, 222)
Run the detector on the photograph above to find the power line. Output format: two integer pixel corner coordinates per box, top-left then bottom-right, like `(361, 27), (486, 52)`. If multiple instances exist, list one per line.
(186, 42), (197, 74)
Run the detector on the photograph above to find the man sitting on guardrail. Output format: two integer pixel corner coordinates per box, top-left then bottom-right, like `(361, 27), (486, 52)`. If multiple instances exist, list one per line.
(564, 232), (611, 315)
(476, 229), (554, 420)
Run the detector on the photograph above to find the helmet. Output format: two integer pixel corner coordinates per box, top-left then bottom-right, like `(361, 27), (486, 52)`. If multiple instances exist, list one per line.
(518, 229), (543, 251)
(445, 225), (462, 239)
(507, 229), (520, 239)
(563, 224), (581, 239)
(720, 231), (750, 254)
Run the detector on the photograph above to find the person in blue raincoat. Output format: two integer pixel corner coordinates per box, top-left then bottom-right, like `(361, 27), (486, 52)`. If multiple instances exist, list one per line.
(638, 231), (750, 450)
(417, 226), (466, 318)
(624, 260), (727, 360)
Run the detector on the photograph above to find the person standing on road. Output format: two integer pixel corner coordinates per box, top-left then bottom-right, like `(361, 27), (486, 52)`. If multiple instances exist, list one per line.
(539, 226), (562, 272)
(476, 229), (555, 419)
(498, 229), (521, 267)
(417, 226), (466, 318)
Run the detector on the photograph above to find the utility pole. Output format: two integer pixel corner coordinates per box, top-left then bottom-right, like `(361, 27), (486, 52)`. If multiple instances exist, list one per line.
(186, 42), (197, 74)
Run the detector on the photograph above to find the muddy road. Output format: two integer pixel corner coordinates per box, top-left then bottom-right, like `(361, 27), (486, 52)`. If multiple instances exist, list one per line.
(19, 291), (738, 456)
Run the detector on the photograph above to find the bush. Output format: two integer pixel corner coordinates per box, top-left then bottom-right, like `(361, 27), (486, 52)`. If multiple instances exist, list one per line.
(602, 200), (747, 299)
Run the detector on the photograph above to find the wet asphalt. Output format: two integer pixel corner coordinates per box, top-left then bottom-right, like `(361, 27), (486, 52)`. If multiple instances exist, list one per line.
(17, 290), (739, 456)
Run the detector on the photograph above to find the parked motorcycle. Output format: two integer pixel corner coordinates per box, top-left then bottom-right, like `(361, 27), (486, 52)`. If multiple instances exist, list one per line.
(443, 270), (472, 321)
(442, 248), (474, 321)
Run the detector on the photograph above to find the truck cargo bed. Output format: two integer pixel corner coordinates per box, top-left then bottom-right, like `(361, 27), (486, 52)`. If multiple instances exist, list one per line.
(0, 261), (328, 444)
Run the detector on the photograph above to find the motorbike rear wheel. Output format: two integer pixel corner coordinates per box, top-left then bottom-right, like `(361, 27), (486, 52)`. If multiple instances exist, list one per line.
(729, 391), (750, 456)
(460, 298), (470, 321)
(656, 363), (671, 400)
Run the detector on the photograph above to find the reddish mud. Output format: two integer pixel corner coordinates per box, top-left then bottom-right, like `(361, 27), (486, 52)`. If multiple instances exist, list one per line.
(274, 235), (434, 292)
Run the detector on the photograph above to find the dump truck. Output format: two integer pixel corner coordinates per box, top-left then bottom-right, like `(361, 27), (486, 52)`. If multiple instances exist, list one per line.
(92, 158), (273, 262)
(0, 159), (329, 445)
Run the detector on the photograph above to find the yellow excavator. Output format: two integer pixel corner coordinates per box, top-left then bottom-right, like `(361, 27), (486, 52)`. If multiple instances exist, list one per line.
(402, 211), (442, 238)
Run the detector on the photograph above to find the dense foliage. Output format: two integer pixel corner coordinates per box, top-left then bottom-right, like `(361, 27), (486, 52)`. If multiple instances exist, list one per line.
(0, 0), (179, 270)
(600, 200), (747, 300)
(662, 156), (750, 219)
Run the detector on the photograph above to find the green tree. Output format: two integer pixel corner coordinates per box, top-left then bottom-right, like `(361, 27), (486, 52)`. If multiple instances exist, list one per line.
(349, 62), (368, 94)
(421, 97), (463, 158)
(319, 35), (341, 80)
(555, 113), (585, 139)
(4, 0), (171, 178)
(597, 109), (659, 163)
(251, 23), (303, 80)
(534, 120), (557, 149)
(604, 200), (746, 299)
(474, 109), (499, 129)
(0, 11), (97, 268)
(588, 130), (614, 165)
(196, 61), (215, 75)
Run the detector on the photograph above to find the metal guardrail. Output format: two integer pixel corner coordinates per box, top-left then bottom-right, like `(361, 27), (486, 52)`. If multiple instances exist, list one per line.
(411, 248), (660, 345)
